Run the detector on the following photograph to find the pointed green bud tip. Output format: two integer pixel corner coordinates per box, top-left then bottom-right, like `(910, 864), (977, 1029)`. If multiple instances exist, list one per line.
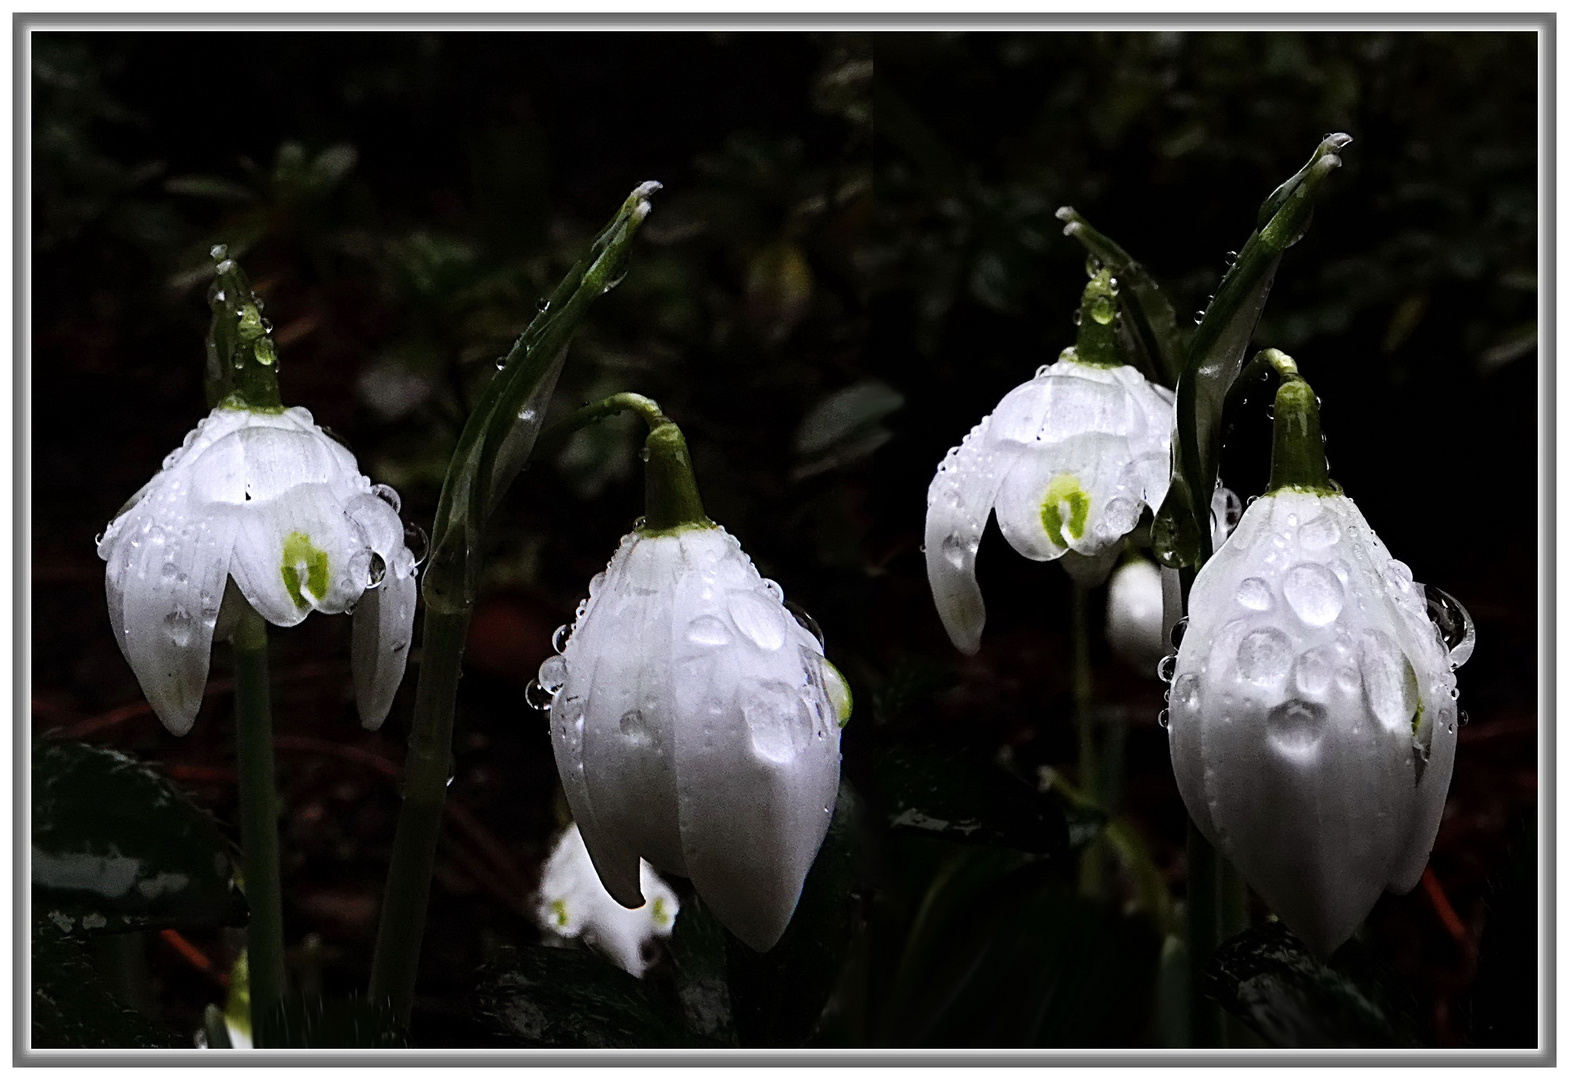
(1072, 269), (1122, 368)
(639, 420), (712, 535)
(206, 245), (284, 412)
(1267, 369), (1333, 495)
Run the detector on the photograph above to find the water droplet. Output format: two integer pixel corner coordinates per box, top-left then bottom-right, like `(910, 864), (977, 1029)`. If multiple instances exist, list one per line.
(94, 530), (106, 547)
(1237, 627), (1293, 684)
(1172, 672), (1200, 709)
(1236, 577), (1273, 612)
(1035, 364), (1051, 378)
(761, 578), (784, 602)
(1293, 647), (1333, 697)
(785, 601), (825, 649)
(1448, 686), (1460, 700)
(147, 525), (167, 545)
(620, 709), (651, 745)
(537, 654), (567, 692)
(941, 533), (972, 570)
(1267, 699), (1327, 760)
(1156, 653), (1178, 683)
(164, 608), (195, 647)
(371, 483), (401, 514)
(1223, 250), (1238, 266)
(685, 615), (733, 647)
(1298, 514), (1340, 550)
(1423, 584), (1475, 668)
(160, 561), (180, 582)
(210, 243), (228, 261)
(1085, 255), (1103, 277)
(589, 571), (608, 596)
(365, 551), (387, 589)
(1193, 309), (1206, 325)
(525, 679), (554, 711)
(403, 523), (430, 567)
(1459, 709), (1470, 726)
(1283, 562), (1344, 626)
(1157, 709), (1170, 729)
(728, 589), (787, 651)
(1071, 308), (1083, 326)
(552, 623), (572, 653)
(1169, 617), (1189, 650)
(741, 681), (810, 762)
(495, 358), (508, 371)
(537, 297), (551, 313)
(1358, 630), (1418, 731)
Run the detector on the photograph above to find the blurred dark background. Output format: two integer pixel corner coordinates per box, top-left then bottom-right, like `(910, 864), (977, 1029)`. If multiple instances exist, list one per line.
(30, 29), (1538, 1048)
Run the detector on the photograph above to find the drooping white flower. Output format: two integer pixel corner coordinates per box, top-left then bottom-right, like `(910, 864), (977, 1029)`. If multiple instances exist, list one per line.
(1167, 487), (1464, 954)
(97, 404), (419, 735)
(534, 822), (679, 978)
(925, 353), (1176, 654)
(1106, 558), (1167, 676)
(541, 524), (849, 953)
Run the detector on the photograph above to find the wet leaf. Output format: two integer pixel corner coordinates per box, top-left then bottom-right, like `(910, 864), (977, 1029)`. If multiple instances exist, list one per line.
(1202, 921), (1423, 1048)
(872, 745), (1071, 857)
(473, 944), (695, 1049)
(31, 924), (181, 1048)
(31, 739), (245, 936)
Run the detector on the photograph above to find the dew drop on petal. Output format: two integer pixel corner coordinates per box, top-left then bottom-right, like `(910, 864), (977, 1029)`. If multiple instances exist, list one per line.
(371, 483), (402, 514)
(1237, 628), (1293, 685)
(620, 709), (652, 746)
(1157, 709), (1170, 729)
(1358, 630), (1419, 731)
(588, 571), (608, 597)
(366, 551), (387, 589)
(525, 679), (554, 711)
(1172, 672), (1200, 709)
(785, 600), (825, 649)
(1102, 497), (1140, 538)
(685, 615), (733, 647)
(1156, 653), (1177, 684)
(552, 623), (572, 654)
(160, 561), (181, 582)
(941, 533), (971, 570)
(1267, 699), (1327, 761)
(1297, 513), (1340, 550)
(727, 589), (787, 651)
(741, 680), (809, 763)
(537, 654), (567, 693)
(760, 577), (784, 602)
(1423, 584), (1476, 667)
(164, 608), (195, 647)
(1293, 647), (1333, 697)
(1283, 562), (1344, 626)
(1236, 577), (1273, 612)
(1169, 617), (1189, 650)
(403, 523), (430, 567)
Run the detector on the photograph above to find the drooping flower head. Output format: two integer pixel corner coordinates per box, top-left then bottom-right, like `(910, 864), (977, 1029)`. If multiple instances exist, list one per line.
(535, 822), (679, 978)
(926, 269), (1177, 653)
(537, 400), (849, 952)
(1167, 359), (1470, 954)
(96, 251), (419, 734)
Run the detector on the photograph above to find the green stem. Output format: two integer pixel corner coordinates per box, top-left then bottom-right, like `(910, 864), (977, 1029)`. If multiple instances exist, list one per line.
(1266, 364), (1333, 494)
(232, 606), (285, 1038)
(206, 248), (283, 413)
(367, 607), (469, 1028)
(538, 393), (711, 534)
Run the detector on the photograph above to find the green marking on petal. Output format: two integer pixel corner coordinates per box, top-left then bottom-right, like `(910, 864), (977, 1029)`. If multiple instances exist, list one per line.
(280, 531), (330, 608)
(651, 896), (670, 925)
(823, 659), (853, 728)
(551, 898), (569, 927)
(1411, 695), (1424, 736)
(1041, 474), (1091, 549)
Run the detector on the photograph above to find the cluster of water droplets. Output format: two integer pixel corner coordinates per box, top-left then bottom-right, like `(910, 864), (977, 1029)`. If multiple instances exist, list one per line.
(1159, 496), (1474, 770)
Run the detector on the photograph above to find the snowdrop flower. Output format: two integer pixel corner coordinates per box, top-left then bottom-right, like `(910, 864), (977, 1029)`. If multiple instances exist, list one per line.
(926, 269), (1176, 653)
(538, 402), (849, 952)
(1106, 558), (1167, 675)
(1167, 367), (1468, 954)
(534, 823), (679, 978)
(97, 403), (419, 735)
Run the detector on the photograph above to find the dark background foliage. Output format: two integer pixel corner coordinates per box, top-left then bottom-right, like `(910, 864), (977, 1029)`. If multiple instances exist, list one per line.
(30, 28), (1538, 1049)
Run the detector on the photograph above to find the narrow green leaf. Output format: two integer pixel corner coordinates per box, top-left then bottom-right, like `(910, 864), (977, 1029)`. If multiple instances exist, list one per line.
(32, 740), (246, 936)
(1156, 133), (1351, 568)
(1202, 921), (1423, 1048)
(473, 945), (695, 1049)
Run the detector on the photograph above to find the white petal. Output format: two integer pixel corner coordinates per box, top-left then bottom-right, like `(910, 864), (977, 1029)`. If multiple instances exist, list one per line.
(229, 483), (368, 626)
(924, 415), (1016, 655)
(347, 493), (418, 729)
(994, 431), (1133, 559)
(669, 528), (840, 952)
(103, 497), (236, 736)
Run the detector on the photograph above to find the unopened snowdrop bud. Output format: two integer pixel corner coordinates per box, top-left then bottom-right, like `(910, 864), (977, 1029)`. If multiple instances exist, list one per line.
(540, 400), (848, 952)
(1167, 361), (1467, 954)
(97, 253), (420, 735)
(925, 270), (1176, 653)
(535, 823), (679, 978)
(1106, 558), (1166, 675)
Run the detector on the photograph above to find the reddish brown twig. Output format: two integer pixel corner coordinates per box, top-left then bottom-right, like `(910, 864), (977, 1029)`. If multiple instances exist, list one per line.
(1421, 865), (1471, 949)
(158, 928), (228, 988)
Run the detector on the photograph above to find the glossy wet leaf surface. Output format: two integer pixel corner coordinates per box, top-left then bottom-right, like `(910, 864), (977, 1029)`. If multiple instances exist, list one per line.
(1202, 921), (1424, 1048)
(32, 739), (245, 936)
